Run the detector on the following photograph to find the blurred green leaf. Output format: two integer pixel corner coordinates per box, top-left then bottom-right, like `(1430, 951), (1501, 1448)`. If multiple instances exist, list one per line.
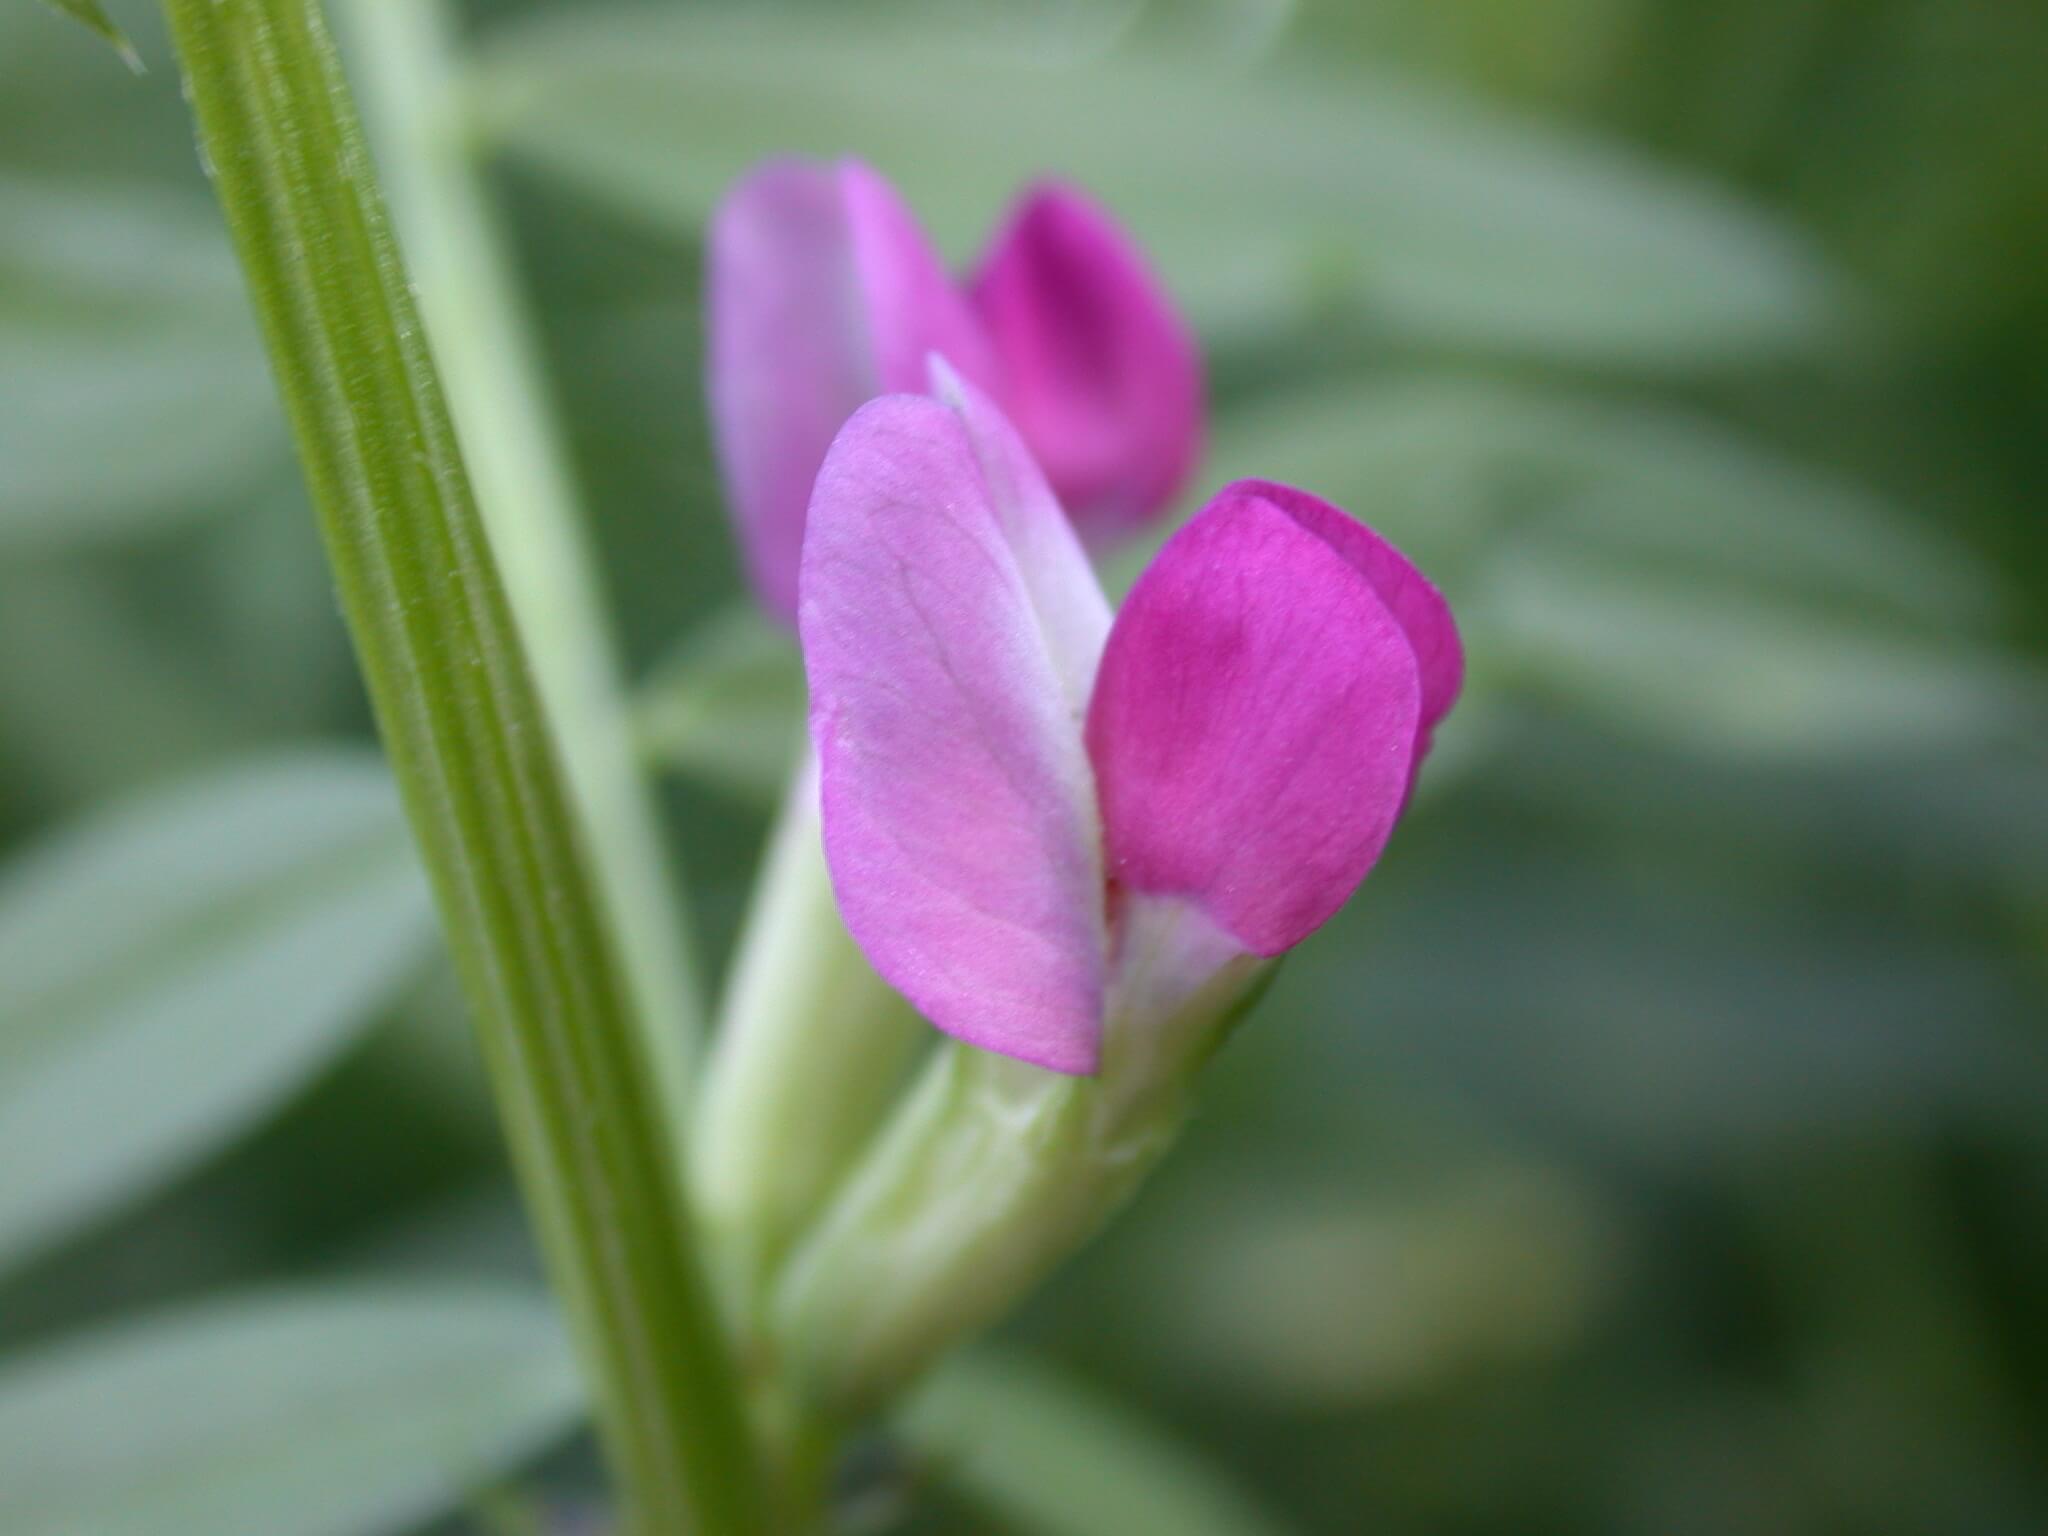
(1203, 376), (2033, 758)
(636, 605), (804, 805)
(466, 7), (1842, 368)
(899, 1350), (1294, 1536)
(0, 1284), (579, 1536)
(0, 563), (252, 803)
(1207, 376), (2003, 628)
(0, 177), (282, 551)
(34, 0), (140, 71)
(1280, 829), (2044, 1167)
(1466, 710), (2048, 906)
(1475, 546), (2040, 757)
(0, 752), (434, 1276)
(0, 6), (192, 185)
(1133, 1168), (1615, 1409)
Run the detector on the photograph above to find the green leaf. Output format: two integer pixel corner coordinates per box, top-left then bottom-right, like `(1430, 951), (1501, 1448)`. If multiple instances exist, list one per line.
(465, 7), (1842, 369)
(636, 606), (804, 805)
(899, 1350), (1294, 1536)
(1206, 376), (2002, 628)
(1124, 1170), (1613, 1410)
(1201, 376), (2028, 758)
(0, 6), (192, 183)
(0, 752), (434, 1276)
(0, 177), (283, 551)
(0, 1284), (580, 1536)
(36, 0), (141, 71)
(1474, 546), (2040, 757)
(1284, 830), (2045, 1166)
(0, 562), (252, 801)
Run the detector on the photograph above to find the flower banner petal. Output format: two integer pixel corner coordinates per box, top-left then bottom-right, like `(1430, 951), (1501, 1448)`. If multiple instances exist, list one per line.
(970, 183), (1202, 544)
(803, 383), (1113, 1073)
(1086, 488), (1423, 956)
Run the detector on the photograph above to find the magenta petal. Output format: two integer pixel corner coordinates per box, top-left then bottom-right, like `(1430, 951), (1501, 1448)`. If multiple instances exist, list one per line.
(1225, 479), (1464, 751)
(707, 159), (997, 623)
(801, 378), (1113, 1074)
(970, 182), (1203, 545)
(1086, 490), (1424, 957)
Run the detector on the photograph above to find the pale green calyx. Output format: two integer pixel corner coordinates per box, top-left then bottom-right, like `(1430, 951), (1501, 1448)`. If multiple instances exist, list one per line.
(767, 897), (1270, 1416)
(692, 752), (924, 1328)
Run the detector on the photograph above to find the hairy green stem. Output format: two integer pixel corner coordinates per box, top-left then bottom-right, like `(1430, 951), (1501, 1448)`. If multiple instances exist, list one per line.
(156, 2), (764, 1528)
(341, 0), (704, 1135)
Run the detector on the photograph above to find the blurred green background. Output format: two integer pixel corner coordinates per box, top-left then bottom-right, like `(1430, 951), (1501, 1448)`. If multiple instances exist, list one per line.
(2, 1), (2044, 1532)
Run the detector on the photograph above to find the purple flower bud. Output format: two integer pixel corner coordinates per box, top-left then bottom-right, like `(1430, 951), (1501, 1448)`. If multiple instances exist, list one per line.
(706, 161), (1204, 623)
(706, 159), (996, 624)
(969, 182), (1202, 543)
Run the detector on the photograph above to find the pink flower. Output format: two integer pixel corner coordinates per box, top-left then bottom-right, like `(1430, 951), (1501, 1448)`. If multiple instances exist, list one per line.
(968, 182), (1203, 545)
(801, 364), (1461, 1076)
(707, 159), (1202, 624)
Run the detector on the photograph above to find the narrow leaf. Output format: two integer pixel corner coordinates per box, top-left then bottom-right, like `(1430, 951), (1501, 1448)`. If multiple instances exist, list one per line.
(0, 752), (432, 1276)
(1198, 376), (2026, 758)
(900, 1351), (1295, 1536)
(467, 7), (1842, 368)
(1475, 547), (2040, 758)
(38, 0), (142, 71)
(636, 605), (804, 805)
(0, 177), (282, 550)
(1205, 377), (2002, 629)
(0, 1285), (579, 1536)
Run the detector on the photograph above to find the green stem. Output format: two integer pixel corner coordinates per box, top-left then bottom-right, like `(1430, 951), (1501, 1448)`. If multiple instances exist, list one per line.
(340, 0), (704, 1139)
(156, 3), (765, 1530)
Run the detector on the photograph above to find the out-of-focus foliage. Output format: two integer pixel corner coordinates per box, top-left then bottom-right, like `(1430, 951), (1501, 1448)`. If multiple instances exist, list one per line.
(34, 0), (139, 70)
(636, 605), (806, 809)
(0, 753), (432, 1276)
(0, 0), (2042, 1532)
(898, 1350), (1295, 1536)
(466, 6), (1841, 368)
(0, 1285), (579, 1536)
(0, 178), (278, 550)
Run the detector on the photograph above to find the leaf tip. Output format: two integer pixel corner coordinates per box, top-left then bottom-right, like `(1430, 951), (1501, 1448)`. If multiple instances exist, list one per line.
(40, 0), (146, 73)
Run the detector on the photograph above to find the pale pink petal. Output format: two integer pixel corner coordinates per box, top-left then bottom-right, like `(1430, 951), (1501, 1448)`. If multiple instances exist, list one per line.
(925, 358), (1109, 715)
(1227, 479), (1464, 752)
(1085, 489), (1423, 957)
(841, 166), (999, 400)
(706, 159), (996, 623)
(970, 182), (1202, 545)
(801, 381), (1113, 1074)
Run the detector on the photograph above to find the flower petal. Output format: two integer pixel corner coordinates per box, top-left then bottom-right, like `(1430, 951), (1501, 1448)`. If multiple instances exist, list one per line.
(1226, 479), (1464, 750)
(1086, 488), (1423, 957)
(970, 182), (1202, 544)
(802, 375), (1114, 1074)
(707, 159), (996, 622)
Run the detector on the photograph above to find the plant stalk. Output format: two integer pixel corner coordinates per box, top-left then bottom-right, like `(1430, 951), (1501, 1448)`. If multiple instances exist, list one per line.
(341, 0), (704, 1136)
(156, 1), (765, 1528)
